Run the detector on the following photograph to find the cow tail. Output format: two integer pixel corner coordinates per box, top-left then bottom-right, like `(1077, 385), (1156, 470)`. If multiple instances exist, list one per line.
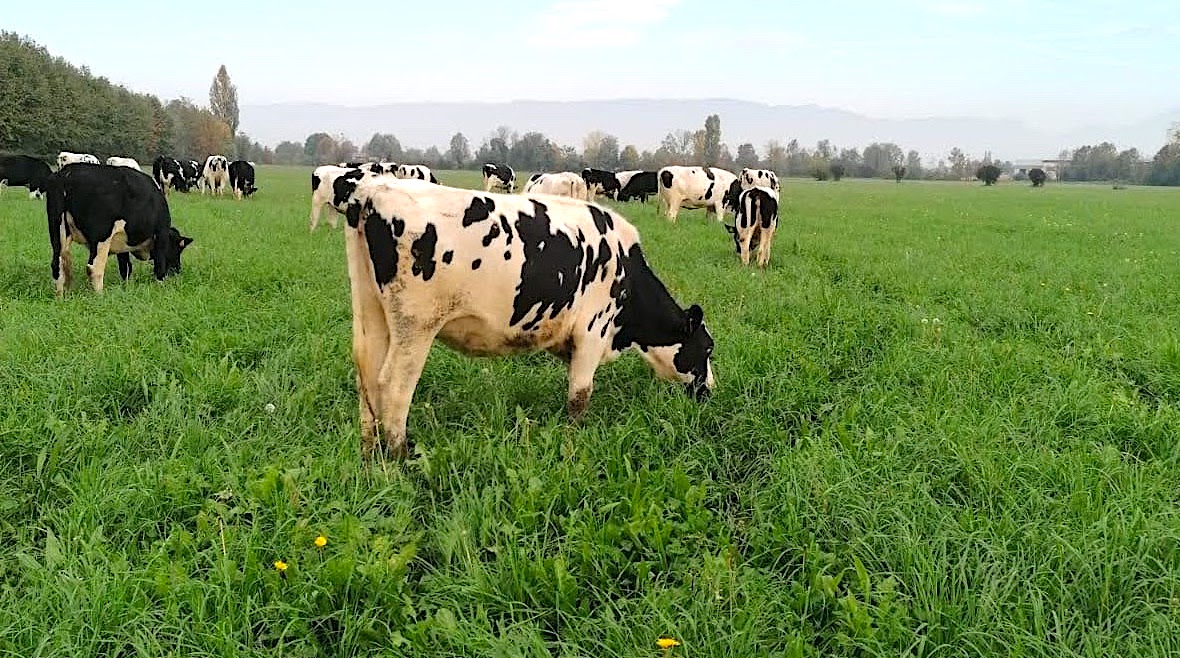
(46, 175), (66, 275)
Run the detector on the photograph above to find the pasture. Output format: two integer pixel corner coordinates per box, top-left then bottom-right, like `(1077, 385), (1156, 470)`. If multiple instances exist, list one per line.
(2, 168), (1179, 657)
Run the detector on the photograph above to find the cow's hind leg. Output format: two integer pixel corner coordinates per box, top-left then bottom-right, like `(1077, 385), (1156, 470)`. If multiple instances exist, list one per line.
(53, 239), (72, 297)
(375, 330), (437, 459)
(757, 226), (775, 268)
(739, 230), (754, 266)
(87, 241), (113, 294)
(566, 337), (605, 419)
(117, 253), (133, 280)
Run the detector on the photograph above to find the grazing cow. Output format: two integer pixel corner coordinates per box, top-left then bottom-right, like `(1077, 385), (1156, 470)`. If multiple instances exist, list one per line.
(309, 165), (395, 230)
(740, 168), (779, 193)
(183, 160), (203, 191)
(46, 163), (192, 295)
(581, 168), (622, 200)
(395, 164), (438, 184)
(335, 177), (716, 458)
(202, 155), (230, 195)
(57, 151), (99, 168)
(616, 170), (658, 203)
(523, 172), (590, 201)
(724, 187), (778, 268)
(657, 166), (738, 222)
(105, 156), (142, 171)
(0, 154), (53, 198)
(152, 156), (188, 193)
(228, 160), (258, 199)
(482, 163), (515, 193)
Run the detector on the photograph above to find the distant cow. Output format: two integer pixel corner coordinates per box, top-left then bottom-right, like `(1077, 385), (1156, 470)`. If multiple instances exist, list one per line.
(396, 164), (438, 184)
(183, 160), (203, 191)
(57, 151), (99, 168)
(105, 156), (142, 171)
(657, 166), (738, 222)
(152, 156), (188, 192)
(739, 168), (779, 193)
(482, 163), (515, 193)
(228, 160), (258, 199)
(582, 168), (622, 199)
(724, 186), (779, 268)
(523, 172), (590, 201)
(46, 163), (192, 295)
(616, 170), (657, 203)
(0, 154), (52, 198)
(309, 165), (397, 230)
(1029, 168), (1047, 187)
(202, 155), (230, 195)
(335, 177), (716, 459)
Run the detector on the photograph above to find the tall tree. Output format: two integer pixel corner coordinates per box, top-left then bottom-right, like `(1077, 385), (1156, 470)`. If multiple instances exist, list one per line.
(363, 133), (402, 160)
(620, 144), (640, 170)
(765, 140), (787, 174)
(905, 150), (923, 179)
(208, 65), (239, 137)
(702, 114), (722, 167)
(734, 143), (759, 169)
(448, 132), (470, 168)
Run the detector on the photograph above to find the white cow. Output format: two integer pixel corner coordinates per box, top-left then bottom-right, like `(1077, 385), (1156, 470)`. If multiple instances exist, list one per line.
(334, 177), (716, 459)
(482, 163), (515, 193)
(724, 186), (779, 268)
(395, 164), (438, 184)
(57, 151), (99, 168)
(105, 156), (142, 171)
(522, 172), (590, 201)
(657, 166), (738, 222)
(739, 168), (779, 194)
(308, 165), (397, 231)
(202, 155), (230, 195)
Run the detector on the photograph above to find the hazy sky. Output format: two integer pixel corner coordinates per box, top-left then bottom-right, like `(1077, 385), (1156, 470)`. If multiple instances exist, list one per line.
(7, 0), (1177, 132)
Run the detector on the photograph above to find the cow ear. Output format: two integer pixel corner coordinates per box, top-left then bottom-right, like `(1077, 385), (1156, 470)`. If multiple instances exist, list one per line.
(178, 236), (193, 250)
(724, 224), (736, 235)
(685, 304), (704, 332)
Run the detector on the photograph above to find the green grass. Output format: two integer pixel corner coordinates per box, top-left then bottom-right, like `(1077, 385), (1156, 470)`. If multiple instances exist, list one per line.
(2, 167), (1180, 657)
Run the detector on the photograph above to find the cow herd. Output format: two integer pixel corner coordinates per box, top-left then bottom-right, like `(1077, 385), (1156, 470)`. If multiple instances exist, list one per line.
(0, 154), (795, 460)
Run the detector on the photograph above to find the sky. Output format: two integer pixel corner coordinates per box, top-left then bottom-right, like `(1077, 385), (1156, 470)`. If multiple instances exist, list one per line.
(5, 0), (1177, 133)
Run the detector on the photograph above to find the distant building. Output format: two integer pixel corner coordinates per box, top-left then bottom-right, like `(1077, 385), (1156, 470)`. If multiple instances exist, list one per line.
(1013, 159), (1067, 181)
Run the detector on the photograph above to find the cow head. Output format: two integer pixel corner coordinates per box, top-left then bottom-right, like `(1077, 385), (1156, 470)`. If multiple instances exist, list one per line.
(639, 304), (715, 401)
(243, 183), (259, 197)
(160, 227), (193, 275)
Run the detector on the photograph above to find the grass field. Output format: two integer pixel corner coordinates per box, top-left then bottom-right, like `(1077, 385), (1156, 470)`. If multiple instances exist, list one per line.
(2, 167), (1180, 657)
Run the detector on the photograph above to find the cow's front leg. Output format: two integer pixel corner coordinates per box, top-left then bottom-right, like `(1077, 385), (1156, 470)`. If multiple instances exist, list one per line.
(117, 253), (132, 280)
(566, 339), (603, 419)
(375, 331), (436, 459)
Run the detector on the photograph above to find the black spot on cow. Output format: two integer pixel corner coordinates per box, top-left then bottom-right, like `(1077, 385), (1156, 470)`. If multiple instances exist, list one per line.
(482, 222), (501, 247)
(704, 168), (715, 180)
(504, 250), (511, 260)
(332, 170), (365, 209)
(311, 173), (321, 193)
(589, 206), (614, 234)
(510, 201), (587, 332)
(704, 183), (713, 200)
(442, 250), (454, 264)
(472, 259), (482, 270)
(660, 170), (674, 189)
(499, 215), (513, 244)
(581, 238), (612, 289)
(410, 223), (438, 281)
(462, 196), (495, 227)
(365, 218), (398, 287)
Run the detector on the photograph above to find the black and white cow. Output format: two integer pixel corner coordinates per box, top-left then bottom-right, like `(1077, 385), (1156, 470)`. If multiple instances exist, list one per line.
(0, 154), (53, 198)
(309, 164), (397, 230)
(616, 170), (658, 203)
(482, 163), (515, 193)
(183, 160), (203, 191)
(740, 168), (780, 193)
(228, 160), (258, 199)
(522, 172), (590, 200)
(581, 168), (622, 200)
(657, 166), (738, 222)
(105, 156), (142, 171)
(46, 163), (192, 295)
(152, 156), (188, 193)
(335, 177), (716, 459)
(724, 186), (779, 268)
(203, 155), (230, 195)
(57, 151), (100, 168)
(395, 164), (438, 184)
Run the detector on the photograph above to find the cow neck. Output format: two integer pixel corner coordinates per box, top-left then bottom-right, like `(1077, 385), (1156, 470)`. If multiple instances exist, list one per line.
(613, 244), (687, 350)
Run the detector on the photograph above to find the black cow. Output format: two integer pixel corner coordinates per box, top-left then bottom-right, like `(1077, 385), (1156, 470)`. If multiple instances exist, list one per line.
(182, 160), (203, 191)
(482, 163), (515, 193)
(47, 163), (192, 295)
(152, 156), (188, 193)
(581, 168), (622, 199)
(616, 171), (657, 203)
(0, 155), (52, 198)
(228, 160), (258, 199)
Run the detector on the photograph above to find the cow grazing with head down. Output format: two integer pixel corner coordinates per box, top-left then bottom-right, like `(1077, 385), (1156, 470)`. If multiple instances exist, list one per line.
(724, 186), (779, 268)
(395, 164), (438, 184)
(657, 166), (738, 222)
(105, 156), (142, 171)
(483, 163), (515, 193)
(57, 152), (100, 168)
(523, 172), (590, 201)
(336, 177), (716, 459)
(46, 163), (192, 295)
(228, 160), (258, 199)
(582, 168), (622, 200)
(184, 160), (203, 191)
(616, 170), (657, 203)
(152, 156), (188, 193)
(0, 155), (52, 199)
(202, 155), (230, 195)
(309, 165), (396, 230)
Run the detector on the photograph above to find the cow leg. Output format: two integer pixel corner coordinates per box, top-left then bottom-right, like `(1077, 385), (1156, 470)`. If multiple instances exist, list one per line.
(329, 210), (340, 230)
(53, 236), (73, 297)
(86, 240), (113, 294)
(234, 187), (242, 201)
(739, 230), (754, 266)
(309, 202), (322, 231)
(757, 226), (775, 268)
(566, 339), (603, 419)
(117, 253), (133, 280)
(374, 331), (436, 459)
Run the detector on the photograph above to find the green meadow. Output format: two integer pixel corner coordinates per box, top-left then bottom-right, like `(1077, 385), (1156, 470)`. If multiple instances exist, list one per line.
(1, 167), (1179, 657)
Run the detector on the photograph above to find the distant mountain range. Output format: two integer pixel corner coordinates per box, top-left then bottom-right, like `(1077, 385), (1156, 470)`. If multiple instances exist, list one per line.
(239, 99), (1176, 162)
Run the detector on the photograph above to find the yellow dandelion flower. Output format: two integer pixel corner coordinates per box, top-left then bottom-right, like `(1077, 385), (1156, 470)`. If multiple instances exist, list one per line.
(314, 535), (327, 548)
(274, 560), (288, 572)
(657, 637), (680, 650)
